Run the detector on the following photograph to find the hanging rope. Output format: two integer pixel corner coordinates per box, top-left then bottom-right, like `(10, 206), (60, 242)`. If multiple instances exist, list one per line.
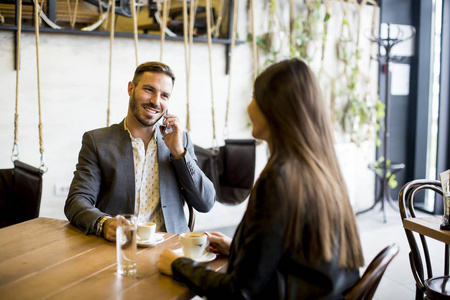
(98, 0), (104, 15)
(206, 0), (217, 144)
(72, 0), (79, 29)
(12, 0), (22, 161)
(159, 0), (166, 61)
(66, 0), (79, 29)
(79, 0), (112, 32)
(33, 0), (47, 172)
(30, 1), (61, 29)
(318, 1), (337, 123)
(107, 0), (115, 127)
(190, 0), (198, 53)
(81, 9), (108, 31)
(101, 0), (110, 31)
(130, 0), (139, 66)
(159, 0), (171, 62)
(39, 0), (44, 25)
(250, 0), (257, 81)
(182, 0), (189, 131)
(183, 0), (198, 132)
(212, 0), (225, 38)
(224, 0), (238, 136)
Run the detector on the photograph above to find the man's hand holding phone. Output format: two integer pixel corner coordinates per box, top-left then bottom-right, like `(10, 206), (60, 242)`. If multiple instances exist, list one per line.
(160, 112), (185, 159)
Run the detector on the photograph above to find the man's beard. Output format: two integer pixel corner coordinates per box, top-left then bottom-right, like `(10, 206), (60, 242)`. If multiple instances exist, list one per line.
(130, 92), (163, 127)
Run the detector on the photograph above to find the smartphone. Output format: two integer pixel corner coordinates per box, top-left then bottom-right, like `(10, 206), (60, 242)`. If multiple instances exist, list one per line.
(159, 110), (173, 134)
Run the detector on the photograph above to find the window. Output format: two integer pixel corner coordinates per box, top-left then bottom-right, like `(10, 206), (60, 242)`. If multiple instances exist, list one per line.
(424, 0), (443, 211)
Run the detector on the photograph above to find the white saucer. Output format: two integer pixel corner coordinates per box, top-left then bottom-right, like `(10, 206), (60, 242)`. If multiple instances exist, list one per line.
(137, 233), (165, 247)
(173, 248), (217, 263)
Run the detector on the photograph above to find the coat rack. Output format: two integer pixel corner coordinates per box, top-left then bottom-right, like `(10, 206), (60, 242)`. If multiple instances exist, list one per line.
(357, 23), (415, 222)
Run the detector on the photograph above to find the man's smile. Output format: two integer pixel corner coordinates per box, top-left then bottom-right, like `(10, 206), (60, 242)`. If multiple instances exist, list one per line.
(143, 106), (159, 114)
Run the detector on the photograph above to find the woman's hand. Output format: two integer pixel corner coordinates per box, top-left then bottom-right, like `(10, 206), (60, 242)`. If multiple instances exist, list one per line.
(205, 232), (232, 256)
(157, 249), (182, 276)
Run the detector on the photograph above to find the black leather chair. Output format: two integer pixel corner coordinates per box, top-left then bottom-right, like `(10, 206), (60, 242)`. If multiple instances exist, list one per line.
(399, 179), (450, 299)
(345, 244), (399, 300)
(0, 160), (43, 228)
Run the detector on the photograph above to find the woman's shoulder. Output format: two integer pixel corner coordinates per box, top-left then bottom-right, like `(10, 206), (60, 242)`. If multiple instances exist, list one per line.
(260, 162), (287, 178)
(257, 164), (288, 188)
(252, 166), (288, 205)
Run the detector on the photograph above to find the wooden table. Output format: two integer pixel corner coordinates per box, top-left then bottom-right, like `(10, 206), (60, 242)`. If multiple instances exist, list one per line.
(403, 215), (450, 244)
(0, 218), (228, 300)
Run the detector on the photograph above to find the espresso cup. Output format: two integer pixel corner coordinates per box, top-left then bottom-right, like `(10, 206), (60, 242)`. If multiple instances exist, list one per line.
(179, 232), (208, 259)
(137, 222), (156, 241)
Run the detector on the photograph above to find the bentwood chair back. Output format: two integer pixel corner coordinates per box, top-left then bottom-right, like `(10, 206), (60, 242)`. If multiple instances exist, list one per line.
(344, 244), (399, 300)
(398, 179), (450, 299)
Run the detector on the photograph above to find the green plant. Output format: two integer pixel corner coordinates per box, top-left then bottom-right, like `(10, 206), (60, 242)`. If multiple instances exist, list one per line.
(336, 15), (384, 146)
(252, 0), (383, 147)
(290, 0), (322, 61)
(246, 33), (276, 69)
(339, 47), (383, 145)
(373, 157), (398, 189)
(248, 0), (284, 70)
(375, 94), (385, 147)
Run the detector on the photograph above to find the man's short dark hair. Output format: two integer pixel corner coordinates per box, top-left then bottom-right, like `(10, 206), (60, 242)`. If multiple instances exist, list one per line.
(132, 62), (176, 86)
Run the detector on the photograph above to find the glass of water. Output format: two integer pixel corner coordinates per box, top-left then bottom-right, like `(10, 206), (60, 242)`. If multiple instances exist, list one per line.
(116, 214), (137, 275)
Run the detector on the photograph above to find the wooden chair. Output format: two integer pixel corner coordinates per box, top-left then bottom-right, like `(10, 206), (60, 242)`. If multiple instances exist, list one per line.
(345, 244), (399, 300)
(399, 179), (450, 299)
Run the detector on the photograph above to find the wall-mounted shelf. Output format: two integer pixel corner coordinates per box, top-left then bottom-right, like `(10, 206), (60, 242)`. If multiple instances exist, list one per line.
(0, 0), (244, 74)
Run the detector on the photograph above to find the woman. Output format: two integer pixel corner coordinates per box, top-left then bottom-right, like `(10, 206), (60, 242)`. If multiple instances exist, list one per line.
(157, 58), (364, 299)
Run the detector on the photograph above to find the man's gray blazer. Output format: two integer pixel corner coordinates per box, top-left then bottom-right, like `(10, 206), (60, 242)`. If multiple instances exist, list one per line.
(64, 119), (215, 234)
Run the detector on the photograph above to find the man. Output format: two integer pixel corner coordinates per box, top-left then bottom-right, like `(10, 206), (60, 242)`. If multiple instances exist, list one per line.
(64, 62), (215, 241)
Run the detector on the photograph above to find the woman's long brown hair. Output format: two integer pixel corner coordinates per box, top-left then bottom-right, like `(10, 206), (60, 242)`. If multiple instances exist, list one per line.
(253, 58), (364, 269)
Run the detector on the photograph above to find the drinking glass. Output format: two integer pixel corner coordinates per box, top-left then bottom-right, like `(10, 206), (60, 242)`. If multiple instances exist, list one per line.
(116, 214), (137, 275)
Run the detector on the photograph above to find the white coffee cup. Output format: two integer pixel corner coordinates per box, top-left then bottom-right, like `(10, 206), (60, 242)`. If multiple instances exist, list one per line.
(137, 222), (156, 241)
(179, 232), (208, 259)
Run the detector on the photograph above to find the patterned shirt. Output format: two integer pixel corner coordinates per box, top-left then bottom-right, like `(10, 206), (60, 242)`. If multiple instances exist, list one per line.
(125, 119), (166, 231)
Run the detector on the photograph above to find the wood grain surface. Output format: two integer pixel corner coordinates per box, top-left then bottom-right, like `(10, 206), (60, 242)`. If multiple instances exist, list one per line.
(0, 218), (227, 300)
